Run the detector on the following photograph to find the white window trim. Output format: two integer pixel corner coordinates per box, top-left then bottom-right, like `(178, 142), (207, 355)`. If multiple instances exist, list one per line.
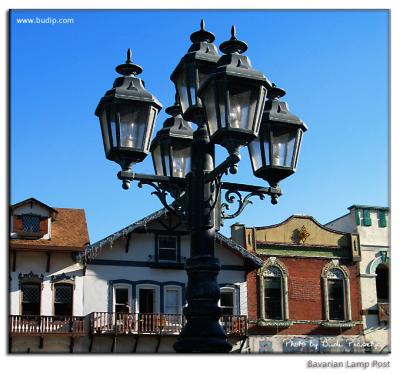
(321, 260), (352, 321)
(164, 286), (182, 315)
(135, 284), (160, 314)
(258, 257), (289, 321)
(157, 235), (178, 262)
(113, 283), (132, 313)
(219, 286), (238, 315)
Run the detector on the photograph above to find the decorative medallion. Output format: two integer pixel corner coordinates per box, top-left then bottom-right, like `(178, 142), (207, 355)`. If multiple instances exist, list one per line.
(298, 225), (310, 244)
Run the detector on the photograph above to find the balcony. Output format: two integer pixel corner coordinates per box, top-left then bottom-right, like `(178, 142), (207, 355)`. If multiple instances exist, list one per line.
(9, 315), (85, 336)
(90, 312), (247, 337)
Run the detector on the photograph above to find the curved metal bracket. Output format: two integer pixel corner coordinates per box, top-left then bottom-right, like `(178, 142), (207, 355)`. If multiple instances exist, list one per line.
(221, 189), (265, 222)
(137, 180), (186, 220)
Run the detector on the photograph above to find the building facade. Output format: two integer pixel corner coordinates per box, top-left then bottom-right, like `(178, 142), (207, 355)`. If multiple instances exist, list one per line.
(9, 199), (261, 353)
(326, 205), (390, 353)
(231, 215), (366, 353)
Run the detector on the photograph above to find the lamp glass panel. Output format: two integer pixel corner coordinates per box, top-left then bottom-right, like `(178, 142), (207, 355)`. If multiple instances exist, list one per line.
(100, 109), (111, 155)
(176, 68), (189, 114)
(152, 143), (163, 176)
(172, 141), (191, 178)
(292, 129), (303, 169)
(202, 83), (218, 136)
(143, 107), (157, 152)
(161, 142), (171, 176)
(270, 125), (297, 167)
(187, 65), (197, 108)
(218, 83), (227, 128)
(228, 87), (258, 131)
(248, 138), (262, 172)
(109, 106), (117, 147)
(119, 104), (147, 150)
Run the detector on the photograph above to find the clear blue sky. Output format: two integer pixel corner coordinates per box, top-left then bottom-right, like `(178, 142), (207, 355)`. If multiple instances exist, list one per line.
(10, 10), (389, 243)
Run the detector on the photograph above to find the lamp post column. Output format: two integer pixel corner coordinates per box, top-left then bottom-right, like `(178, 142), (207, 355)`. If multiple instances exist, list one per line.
(173, 122), (232, 353)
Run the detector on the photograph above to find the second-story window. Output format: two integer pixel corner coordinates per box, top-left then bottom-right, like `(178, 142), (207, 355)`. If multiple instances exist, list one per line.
(22, 215), (41, 232)
(21, 283), (41, 315)
(54, 284), (73, 316)
(115, 287), (130, 313)
(220, 289), (235, 315)
(158, 236), (178, 261)
(264, 267), (283, 320)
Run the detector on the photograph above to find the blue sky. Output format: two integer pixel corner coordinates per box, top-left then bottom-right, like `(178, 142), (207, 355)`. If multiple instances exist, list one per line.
(10, 10), (389, 243)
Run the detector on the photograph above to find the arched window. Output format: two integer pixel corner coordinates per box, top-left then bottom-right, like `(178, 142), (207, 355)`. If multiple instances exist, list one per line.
(376, 264), (389, 302)
(322, 261), (351, 321)
(258, 258), (289, 321)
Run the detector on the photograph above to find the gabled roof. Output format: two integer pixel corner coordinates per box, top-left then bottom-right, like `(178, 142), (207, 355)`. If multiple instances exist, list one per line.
(11, 197), (58, 215)
(78, 208), (262, 268)
(11, 206), (89, 252)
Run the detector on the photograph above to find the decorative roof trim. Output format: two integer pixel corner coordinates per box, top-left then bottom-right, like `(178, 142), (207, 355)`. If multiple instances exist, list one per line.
(250, 215), (351, 236)
(348, 205), (389, 211)
(79, 208), (262, 268)
(11, 197), (58, 214)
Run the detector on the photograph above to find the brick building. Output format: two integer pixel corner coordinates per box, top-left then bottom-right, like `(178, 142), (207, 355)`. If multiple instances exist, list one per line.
(231, 215), (366, 353)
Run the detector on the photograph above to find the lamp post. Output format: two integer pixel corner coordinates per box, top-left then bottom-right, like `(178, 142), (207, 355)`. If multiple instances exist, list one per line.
(95, 20), (307, 353)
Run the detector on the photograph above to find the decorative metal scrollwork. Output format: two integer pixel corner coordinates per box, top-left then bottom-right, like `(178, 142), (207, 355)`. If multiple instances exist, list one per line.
(220, 189), (265, 223)
(137, 180), (186, 220)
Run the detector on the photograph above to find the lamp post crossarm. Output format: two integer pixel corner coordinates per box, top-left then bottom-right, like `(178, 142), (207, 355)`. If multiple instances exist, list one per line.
(117, 170), (187, 218)
(204, 153), (241, 184)
(219, 181), (282, 223)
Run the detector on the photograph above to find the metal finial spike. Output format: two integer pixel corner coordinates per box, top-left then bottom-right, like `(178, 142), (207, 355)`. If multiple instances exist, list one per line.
(231, 25), (237, 40)
(200, 19), (205, 30)
(126, 48), (132, 63)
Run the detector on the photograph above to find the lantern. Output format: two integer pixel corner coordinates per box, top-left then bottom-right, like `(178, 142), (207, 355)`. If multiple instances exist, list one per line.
(95, 49), (162, 173)
(198, 26), (271, 155)
(171, 20), (219, 122)
(248, 85), (307, 187)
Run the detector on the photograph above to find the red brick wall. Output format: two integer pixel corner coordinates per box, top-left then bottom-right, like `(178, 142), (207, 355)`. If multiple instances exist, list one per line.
(246, 255), (363, 335)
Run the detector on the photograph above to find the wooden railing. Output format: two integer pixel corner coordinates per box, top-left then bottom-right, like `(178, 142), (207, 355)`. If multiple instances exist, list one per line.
(9, 315), (85, 335)
(90, 312), (247, 336)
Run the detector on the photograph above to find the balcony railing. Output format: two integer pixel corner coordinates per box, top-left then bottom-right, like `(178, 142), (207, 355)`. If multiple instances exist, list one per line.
(9, 315), (85, 336)
(90, 312), (247, 337)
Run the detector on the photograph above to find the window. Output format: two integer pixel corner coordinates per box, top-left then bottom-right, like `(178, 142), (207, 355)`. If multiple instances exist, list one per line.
(21, 284), (41, 315)
(220, 289), (235, 315)
(54, 284), (73, 316)
(258, 259), (289, 322)
(22, 215), (40, 232)
(376, 264), (389, 302)
(378, 211), (387, 228)
(322, 262), (351, 322)
(115, 288), (130, 313)
(264, 268), (283, 320)
(158, 236), (178, 261)
(165, 289), (179, 314)
(362, 209), (372, 227)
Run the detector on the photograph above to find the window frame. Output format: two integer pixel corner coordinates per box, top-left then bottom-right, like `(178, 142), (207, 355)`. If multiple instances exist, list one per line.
(53, 282), (74, 317)
(219, 286), (237, 316)
(135, 284), (160, 314)
(258, 258), (289, 322)
(321, 261), (352, 322)
(156, 235), (180, 263)
(164, 286), (181, 315)
(20, 282), (42, 316)
(113, 283), (132, 314)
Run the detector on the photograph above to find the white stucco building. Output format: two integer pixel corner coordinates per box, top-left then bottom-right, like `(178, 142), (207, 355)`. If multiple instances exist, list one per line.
(9, 198), (262, 353)
(326, 205), (390, 353)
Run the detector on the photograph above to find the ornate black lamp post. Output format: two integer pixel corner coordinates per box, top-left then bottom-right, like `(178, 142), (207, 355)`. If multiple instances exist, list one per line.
(95, 21), (307, 353)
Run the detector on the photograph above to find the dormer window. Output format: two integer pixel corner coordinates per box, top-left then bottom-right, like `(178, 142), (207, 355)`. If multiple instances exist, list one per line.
(22, 215), (41, 233)
(157, 236), (178, 262)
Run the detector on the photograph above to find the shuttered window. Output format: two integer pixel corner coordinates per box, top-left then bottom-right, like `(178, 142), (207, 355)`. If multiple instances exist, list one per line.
(362, 209), (372, 226)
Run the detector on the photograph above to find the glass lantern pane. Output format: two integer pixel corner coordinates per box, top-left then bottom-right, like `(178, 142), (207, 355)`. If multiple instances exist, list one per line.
(100, 110), (111, 155)
(270, 125), (297, 167)
(176, 68), (189, 114)
(172, 142), (191, 178)
(143, 107), (157, 152)
(202, 84), (218, 136)
(109, 106), (118, 147)
(152, 143), (164, 176)
(292, 129), (303, 169)
(218, 83), (227, 128)
(187, 65), (197, 108)
(248, 138), (262, 172)
(228, 87), (258, 131)
(119, 104), (148, 150)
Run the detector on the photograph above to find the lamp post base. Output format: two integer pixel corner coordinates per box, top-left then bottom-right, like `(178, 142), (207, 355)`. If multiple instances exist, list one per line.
(174, 336), (232, 353)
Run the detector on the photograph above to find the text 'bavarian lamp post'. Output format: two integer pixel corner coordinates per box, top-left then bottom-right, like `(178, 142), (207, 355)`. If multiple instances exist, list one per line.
(95, 21), (307, 353)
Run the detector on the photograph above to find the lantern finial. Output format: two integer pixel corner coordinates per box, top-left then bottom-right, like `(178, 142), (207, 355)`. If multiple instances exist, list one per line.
(116, 48), (143, 76)
(219, 25), (248, 55)
(190, 19), (215, 43)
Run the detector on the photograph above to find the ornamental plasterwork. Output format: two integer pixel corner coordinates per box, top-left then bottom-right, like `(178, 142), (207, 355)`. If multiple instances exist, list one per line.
(321, 260), (349, 279)
(50, 273), (76, 283)
(299, 225), (311, 244)
(258, 257), (288, 277)
(18, 271), (44, 288)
